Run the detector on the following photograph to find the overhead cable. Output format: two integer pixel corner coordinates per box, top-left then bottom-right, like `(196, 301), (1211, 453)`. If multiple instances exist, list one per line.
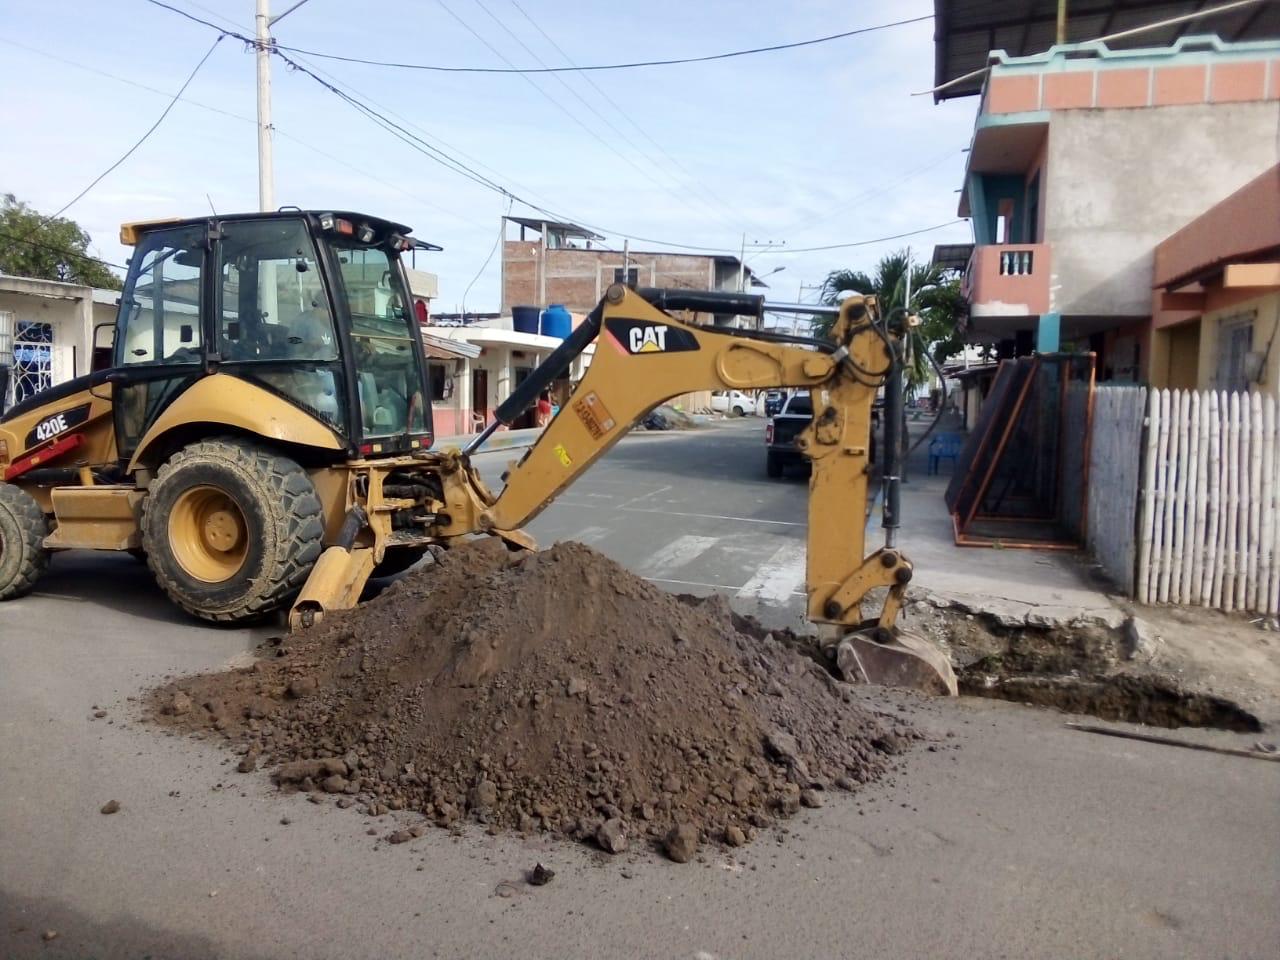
(272, 14), (933, 74)
(46, 34), (225, 221)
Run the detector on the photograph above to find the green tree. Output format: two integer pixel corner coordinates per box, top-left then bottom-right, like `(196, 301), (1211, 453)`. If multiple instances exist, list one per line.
(0, 195), (122, 289)
(815, 249), (965, 386)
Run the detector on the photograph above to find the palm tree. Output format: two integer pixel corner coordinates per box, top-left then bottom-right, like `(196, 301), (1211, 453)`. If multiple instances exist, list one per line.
(813, 250), (967, 475)
(814, 249), (965, 386)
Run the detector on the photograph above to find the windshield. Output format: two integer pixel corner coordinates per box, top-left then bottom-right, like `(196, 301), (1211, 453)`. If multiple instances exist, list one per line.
(332, 243), (426, 439)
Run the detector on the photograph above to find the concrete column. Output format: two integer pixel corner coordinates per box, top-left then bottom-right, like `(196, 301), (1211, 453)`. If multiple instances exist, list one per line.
(1037, 312), (1061, 353)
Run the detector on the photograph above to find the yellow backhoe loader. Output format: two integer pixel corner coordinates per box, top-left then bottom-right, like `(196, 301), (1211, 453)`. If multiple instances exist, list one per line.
(0, 211), (954, 695)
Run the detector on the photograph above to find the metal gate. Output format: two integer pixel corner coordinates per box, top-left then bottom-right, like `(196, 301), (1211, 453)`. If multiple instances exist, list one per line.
(8, 319), (56, 406)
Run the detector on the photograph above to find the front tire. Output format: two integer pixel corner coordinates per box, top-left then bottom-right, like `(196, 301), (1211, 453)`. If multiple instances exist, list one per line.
(732, 405), (744, 418)
(0, 484), (50, 600)
(142, 438), (324, 623)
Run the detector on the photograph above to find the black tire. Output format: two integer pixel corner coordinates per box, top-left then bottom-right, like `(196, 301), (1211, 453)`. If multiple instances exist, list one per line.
(142, 438), (324, 623)
(372, 546), (429, 579)
(766, 451), (784, 478)
(0, 483), (49, 600)
(732, 405), (744, 418)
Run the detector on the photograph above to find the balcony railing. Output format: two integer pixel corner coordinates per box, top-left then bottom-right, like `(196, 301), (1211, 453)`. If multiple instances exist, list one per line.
(999, 248), (1035, 276)
(964, 244), (1051, 316)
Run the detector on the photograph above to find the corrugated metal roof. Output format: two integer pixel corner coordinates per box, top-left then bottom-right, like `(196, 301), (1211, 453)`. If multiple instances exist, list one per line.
(421, 331), (481, 360)
(931, 243), (975, 271)
(933, 0), (1280, 100)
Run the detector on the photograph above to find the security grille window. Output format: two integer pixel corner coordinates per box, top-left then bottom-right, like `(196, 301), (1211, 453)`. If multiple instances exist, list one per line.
(11, 320), (54, 404)
(1216, 313), (1256, 392)
(613, 267), (639, 287)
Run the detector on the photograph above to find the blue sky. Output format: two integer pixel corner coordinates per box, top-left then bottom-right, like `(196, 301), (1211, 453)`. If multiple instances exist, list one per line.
(1, 0), (978, 309)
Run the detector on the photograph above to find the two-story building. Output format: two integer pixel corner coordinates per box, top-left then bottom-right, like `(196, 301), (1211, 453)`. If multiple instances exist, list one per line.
(932, 0), (1280, 382)
(499, 217), (768, 328)
(1151, 163), (1280, 391)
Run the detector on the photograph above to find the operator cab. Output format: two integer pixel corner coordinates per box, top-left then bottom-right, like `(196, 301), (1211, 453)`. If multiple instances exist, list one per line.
(111, 210), (439, 457)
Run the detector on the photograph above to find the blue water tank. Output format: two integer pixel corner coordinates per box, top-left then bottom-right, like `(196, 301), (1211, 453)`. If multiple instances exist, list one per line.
(540, 303), (572, 340)
(512, 305), (540, 334)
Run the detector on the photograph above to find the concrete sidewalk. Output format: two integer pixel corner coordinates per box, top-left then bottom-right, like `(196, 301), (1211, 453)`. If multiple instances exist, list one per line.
(894, 414), (1125, 629)
(433, 426), (542, 453)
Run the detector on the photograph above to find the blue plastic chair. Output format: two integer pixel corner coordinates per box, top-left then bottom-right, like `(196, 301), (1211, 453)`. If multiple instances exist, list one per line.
(928, 432), (962, 475)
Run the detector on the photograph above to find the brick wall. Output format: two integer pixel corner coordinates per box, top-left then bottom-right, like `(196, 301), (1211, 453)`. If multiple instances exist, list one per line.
(502, 242), (720, 312)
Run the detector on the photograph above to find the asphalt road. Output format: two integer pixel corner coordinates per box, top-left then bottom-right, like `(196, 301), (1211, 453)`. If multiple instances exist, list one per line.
(2, 419), (1277, 960)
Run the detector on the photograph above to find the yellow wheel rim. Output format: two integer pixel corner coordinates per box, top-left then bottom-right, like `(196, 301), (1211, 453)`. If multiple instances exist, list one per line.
(169, 485), (249, 583)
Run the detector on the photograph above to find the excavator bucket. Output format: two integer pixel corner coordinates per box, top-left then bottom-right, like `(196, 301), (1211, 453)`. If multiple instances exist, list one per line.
(831, 629), (958, 697)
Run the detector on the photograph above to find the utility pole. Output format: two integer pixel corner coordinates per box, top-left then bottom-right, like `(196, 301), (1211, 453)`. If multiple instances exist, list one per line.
(1056, 0), (1068, 44)
(255, 0), (275, 212)
(254, 0), (313, 212)
(622, 238), (630, 286)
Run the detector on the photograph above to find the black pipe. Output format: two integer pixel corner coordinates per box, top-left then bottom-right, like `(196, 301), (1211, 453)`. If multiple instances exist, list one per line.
(335, 504), (369, 549)
(491, 304), (604, 428)
(635, 287), (764, 321)
(881, 332), (903, 546)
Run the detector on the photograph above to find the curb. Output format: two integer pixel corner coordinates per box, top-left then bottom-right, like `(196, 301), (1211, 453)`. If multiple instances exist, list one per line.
(433, 427), (543, 454)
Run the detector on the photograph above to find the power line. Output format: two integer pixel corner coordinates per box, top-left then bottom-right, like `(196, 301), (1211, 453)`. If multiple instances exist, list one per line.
(140, 0), (964, 258)
(0, 230), (129, 272)
(269, 14), (934, 74)
(504, 0), (763, 238)
(439, 0), (742, 235)
(0, 36), (485, 232)
(777, 148), (964, 238)
(142, 1), (929, 75)
(467, 0), (744, 235)
(46, 34), (225, 222)
(461, 197), (513, 314)
(765, 220), (967, 254)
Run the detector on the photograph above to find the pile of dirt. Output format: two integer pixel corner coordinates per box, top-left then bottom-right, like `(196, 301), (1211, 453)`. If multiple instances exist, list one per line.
(148, 539), (915, 857)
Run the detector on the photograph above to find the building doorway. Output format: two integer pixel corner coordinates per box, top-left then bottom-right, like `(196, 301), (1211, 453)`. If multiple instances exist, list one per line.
(472, 368), (488, 430)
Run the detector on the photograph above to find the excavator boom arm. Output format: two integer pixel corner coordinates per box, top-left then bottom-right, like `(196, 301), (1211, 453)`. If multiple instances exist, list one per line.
(480, 288), (918, 640)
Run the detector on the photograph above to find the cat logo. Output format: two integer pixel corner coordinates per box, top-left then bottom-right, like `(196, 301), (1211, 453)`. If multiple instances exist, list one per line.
(605, 318), (699, 356)
(628, 325), (668, 353)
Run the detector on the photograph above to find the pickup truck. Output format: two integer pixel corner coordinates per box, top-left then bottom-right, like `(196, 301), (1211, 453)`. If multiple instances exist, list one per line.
(764, 392), (813, 478)
(765, 391), (879, 478)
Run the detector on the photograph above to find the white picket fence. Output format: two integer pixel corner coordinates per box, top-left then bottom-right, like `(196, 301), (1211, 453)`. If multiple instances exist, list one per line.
(1136, 388), (1280, 614)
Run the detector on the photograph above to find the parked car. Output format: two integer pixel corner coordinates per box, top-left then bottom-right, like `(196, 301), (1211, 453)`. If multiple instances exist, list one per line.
(710, 390), (758, 417)
(763, 390), (786, 417)
(765, 392), (813, 477)
(766, 392), (879, 478)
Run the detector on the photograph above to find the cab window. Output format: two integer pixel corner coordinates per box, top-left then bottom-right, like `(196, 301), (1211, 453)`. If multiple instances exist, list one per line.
(332, 243), (426, 438)
(116, 226), (204, 366)
(218, 219), (336, 362)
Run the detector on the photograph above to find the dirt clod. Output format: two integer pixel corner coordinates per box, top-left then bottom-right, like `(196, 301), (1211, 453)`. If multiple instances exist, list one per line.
(99, 800), (120, 815)
(800, 788), (825, 809)
(664, 822), (699, 863)
(597, 818), (628, 854)
(148, 540), (905, 856)
(527, 863), (555, 886)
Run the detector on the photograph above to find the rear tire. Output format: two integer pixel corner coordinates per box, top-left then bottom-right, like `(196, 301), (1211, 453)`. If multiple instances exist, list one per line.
(0, 483), (49, 600)
(732, 405), (744, 418)
(765, 451), (784, 478)
(142, 438), (324, 623)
